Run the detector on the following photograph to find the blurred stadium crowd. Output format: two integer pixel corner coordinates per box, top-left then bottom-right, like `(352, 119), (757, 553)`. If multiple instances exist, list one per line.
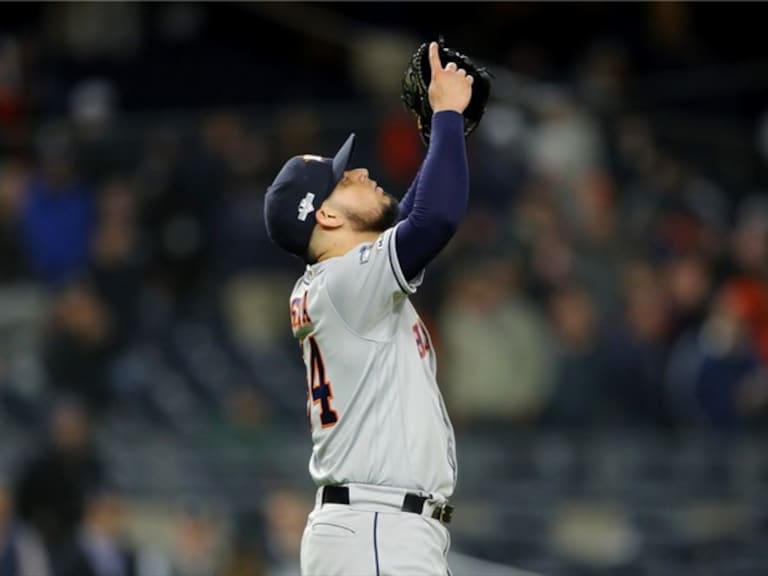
(1, 3), (768, 576)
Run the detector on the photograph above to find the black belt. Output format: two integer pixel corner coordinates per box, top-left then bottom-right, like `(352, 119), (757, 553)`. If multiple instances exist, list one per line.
(321, 485), (453, 524)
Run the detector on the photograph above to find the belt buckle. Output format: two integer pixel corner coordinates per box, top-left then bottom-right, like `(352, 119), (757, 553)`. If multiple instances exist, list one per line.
(432, 503), (453, 524)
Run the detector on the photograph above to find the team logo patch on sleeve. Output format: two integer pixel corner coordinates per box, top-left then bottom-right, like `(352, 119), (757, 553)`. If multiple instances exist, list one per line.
(359, 244), (372, 264)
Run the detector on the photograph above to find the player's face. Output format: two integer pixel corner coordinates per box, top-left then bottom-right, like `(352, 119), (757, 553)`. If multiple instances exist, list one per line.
(328, 168), (399, 232)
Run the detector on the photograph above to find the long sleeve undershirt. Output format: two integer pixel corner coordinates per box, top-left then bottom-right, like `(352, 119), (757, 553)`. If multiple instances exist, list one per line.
(395, 111), (469, 281)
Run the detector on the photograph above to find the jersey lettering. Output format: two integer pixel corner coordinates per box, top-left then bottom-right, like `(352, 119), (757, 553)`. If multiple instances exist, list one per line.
(308, 336), (339, 429)
(291, 291), (314, 341)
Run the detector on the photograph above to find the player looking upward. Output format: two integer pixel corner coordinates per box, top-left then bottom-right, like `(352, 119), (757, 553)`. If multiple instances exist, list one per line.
(264, 41), (473, 575)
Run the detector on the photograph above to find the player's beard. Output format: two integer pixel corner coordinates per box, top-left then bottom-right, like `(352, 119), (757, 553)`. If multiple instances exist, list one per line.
(349, 193), (400, 233)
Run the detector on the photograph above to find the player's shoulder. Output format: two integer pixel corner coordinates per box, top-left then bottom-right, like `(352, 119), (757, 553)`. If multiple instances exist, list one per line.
(339, 227), (395, 268)
(289, 266), (314, 297)
(303, 226), (397, 291)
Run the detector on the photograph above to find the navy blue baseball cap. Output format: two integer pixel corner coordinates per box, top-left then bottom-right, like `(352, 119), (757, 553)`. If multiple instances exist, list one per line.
(264, 133), (356, 260)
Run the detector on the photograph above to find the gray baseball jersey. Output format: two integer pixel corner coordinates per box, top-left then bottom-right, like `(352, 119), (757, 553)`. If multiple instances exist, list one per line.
(289, 222), (457, 499)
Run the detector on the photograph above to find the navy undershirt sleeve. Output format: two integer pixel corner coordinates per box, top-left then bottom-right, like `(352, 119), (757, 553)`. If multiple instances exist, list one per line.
(395, 111), (469, 281)
(397, 167), (421, 222)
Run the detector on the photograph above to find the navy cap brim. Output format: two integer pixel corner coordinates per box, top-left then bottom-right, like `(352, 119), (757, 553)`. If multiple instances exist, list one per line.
(332, 133), (356, 184)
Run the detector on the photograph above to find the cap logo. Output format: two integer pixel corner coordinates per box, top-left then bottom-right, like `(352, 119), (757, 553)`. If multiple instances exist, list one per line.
(297, 192), (315, 221)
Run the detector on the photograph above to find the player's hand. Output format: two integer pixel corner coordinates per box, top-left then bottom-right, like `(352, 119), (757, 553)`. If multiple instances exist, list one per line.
(428, 41), (474, 114)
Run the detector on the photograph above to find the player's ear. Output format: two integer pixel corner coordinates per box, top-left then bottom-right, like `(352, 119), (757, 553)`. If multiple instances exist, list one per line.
(315, 205), (344, 230)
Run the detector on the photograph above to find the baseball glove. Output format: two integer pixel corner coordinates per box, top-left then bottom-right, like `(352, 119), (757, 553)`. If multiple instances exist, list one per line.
(401, 36), (493, 145)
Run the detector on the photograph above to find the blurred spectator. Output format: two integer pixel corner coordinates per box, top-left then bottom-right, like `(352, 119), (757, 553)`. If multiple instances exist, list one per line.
(470, 104), (530, 213)
(542, 284), (610, 428)
(569, 169), (628, 318)
(612, 114), (662, 239)
(58, 487), (137, 576)
(13, 399), (105, 573)
(637, 156), (728, 267)
(729, 194), (768, 278)
(506, 186), (573, 299)
(262, 488), (310, 576)
(19, 125), (95, 286)
(41, 281), (114, 409)
(574, 39), (632, 116)
(662, 252), (714, 344)
(724, 195), (768, 365)
(721, 276), (768, 368)
(136, 118), (219, 318)
(0, 283), (48, 424)
(439, 254), (556, 428)
(219, 512), (267, 576)
(69, 78), (128, 183)
(0, 481), (51, 576)
(169, 500), (228, 576)
(210, 121), (279, 276)
(0, 157), (30, 281)
(204, 113), (300, 353)
(526, 93), (606, 214)
(220, 273), (298, 357)
(603, 259), (673, 427)
(665, 284), (768, 429)
(89, 176), (144, 352)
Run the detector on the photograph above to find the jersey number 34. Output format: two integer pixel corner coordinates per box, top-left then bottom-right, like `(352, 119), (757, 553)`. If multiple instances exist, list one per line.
(306, 336), (339, 429)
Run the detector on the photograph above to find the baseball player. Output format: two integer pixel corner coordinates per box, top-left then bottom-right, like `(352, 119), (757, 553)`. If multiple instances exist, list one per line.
(263, 41), (473, 575)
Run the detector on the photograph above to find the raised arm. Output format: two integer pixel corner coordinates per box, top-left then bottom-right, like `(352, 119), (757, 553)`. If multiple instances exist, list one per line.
(395, 41), (474, 281)
(396, 166), (421, 222)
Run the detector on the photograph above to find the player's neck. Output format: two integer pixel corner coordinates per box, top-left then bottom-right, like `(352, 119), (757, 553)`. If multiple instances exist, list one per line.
(315, 231), (381, 262)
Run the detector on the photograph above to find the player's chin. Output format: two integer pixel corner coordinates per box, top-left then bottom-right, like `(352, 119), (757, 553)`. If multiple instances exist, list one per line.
(382, 192), (399, 210)
(368, 197), (400, 232)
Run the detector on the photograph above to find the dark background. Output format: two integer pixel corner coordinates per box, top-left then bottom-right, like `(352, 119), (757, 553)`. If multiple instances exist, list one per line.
(1, 3), (768, 576)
